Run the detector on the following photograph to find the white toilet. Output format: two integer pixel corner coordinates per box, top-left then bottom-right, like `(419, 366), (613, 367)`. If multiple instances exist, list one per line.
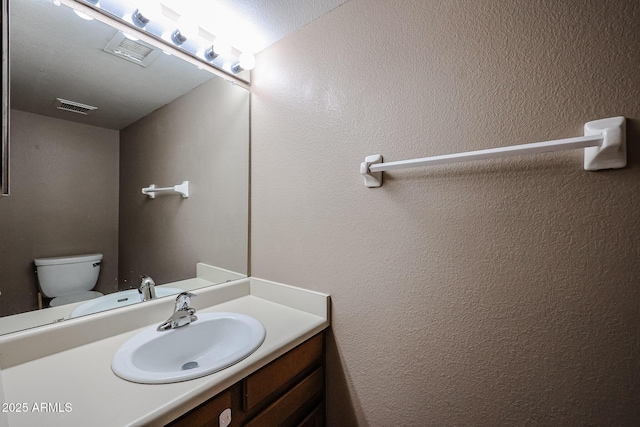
(34, 253), (105, 307)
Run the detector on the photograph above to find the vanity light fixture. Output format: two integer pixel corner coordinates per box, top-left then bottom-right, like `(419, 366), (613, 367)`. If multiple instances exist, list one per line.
(204, 38), (231, 61)
(131, 0), (161, 28)
(79, 0), (254, 81)
(231, 52), (255, 74)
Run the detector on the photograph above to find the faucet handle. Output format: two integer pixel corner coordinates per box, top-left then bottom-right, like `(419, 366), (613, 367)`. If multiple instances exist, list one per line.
(174, 292), (197, 311)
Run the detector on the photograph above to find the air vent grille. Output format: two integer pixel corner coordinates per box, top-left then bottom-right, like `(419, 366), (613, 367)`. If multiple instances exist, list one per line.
(114, 38), (154, 62)
(54, 98), (98, 115)
(104, 32), (160, 67)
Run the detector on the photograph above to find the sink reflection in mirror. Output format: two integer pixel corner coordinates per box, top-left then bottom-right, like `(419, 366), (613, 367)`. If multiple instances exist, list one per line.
(0, 0), (249, 333)
(111, 312), (266, 384)
(70, 287), (183, 318)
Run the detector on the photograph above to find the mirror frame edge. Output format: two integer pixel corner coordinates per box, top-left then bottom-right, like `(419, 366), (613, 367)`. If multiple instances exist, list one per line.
(1, 0), (8, 196)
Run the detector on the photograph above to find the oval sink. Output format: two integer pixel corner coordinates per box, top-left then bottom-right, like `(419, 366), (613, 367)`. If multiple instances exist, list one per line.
(70, 287), (183, 318)
(111, 312), (266, 384)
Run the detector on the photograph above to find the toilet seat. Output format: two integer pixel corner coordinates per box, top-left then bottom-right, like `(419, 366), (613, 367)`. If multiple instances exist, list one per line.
(49, 290), (104, 307)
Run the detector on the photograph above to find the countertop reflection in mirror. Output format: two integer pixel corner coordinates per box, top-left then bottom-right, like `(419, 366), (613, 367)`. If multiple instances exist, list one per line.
(0, 0), (249, 334)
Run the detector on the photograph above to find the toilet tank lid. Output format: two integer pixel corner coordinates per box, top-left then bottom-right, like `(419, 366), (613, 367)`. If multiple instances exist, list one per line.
(34, 253), (103, 267)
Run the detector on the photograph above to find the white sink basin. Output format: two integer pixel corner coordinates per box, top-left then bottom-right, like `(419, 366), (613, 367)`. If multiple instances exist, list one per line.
(111, 312), (266, 384)
(70, 287), (183, 318)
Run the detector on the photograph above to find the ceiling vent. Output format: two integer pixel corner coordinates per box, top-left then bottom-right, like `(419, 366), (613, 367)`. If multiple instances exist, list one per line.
(104, 32), (160, 67)
(54, 98), (98, 115)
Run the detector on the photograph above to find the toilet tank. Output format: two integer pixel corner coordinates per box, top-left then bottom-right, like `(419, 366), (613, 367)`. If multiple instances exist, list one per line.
(34, 253), (103, 298)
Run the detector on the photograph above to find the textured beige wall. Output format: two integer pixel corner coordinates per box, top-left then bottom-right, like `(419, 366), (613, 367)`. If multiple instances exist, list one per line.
(0, 110), (119, 316)
(119, 76), (249, 288)
(251, 0), (640, 425)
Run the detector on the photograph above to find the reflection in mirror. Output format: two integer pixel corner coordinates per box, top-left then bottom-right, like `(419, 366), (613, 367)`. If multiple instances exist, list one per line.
(0, 0), (249, 333)
(1, 0), (7, 195)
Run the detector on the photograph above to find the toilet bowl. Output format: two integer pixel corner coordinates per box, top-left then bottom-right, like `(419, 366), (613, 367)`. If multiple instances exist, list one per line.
(34, 253), (104, 307)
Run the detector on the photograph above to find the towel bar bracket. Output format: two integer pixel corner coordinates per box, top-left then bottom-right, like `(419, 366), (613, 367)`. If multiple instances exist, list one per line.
(584, 116), (626, 170)
(360, 154), (383, 188)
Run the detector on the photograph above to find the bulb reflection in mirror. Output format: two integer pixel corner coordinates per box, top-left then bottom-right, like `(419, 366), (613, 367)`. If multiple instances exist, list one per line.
(172, 15), (200, 45)
(205, 38), (232, 61)
(231, 52), (255, 74)
(123, 32), (139, 41)
(178, 16), (200, 39)
(73, 10), (94, 20)
(132, 0), (162, 28)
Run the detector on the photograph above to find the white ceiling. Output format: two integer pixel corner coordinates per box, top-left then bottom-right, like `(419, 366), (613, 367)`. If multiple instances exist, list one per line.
(9, 0), (348, 129)
(11, 0), (213, 129)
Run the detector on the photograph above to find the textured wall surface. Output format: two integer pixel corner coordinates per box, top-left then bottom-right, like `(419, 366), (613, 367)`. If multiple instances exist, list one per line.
(251, 0), (640, 425)
(0, 110), (119, 316)
(119, 76), (249, 288)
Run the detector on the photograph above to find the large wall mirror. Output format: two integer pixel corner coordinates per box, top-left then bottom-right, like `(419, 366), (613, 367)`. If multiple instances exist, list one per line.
(0, 0), (249, 334)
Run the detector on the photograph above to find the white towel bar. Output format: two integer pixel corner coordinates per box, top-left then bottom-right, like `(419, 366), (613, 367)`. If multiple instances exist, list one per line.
(142, 181), (189, 199)
(360, 116), (626, 188)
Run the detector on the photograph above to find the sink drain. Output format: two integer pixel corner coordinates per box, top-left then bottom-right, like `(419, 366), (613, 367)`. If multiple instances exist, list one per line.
(181, 361), (199, 370)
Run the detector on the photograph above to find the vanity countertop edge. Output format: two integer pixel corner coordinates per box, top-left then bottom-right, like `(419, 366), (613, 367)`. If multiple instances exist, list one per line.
(0, 277), (331, 427)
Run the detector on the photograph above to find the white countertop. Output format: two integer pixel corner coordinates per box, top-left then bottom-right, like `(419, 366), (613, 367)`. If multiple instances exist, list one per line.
(0, 277), (330, 427)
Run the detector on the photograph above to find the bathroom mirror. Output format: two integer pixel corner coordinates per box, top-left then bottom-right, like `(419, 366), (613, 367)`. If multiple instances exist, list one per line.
(0, 0), (249, 333)
(1, 0), (8, 196)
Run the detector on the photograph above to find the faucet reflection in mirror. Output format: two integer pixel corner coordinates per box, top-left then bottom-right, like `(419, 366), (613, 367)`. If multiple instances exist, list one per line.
(138, 275), (156, 301)
(71, 0), (256, 80)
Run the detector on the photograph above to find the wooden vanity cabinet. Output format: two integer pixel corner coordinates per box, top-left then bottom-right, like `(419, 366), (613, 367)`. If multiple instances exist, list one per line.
(167, 333), (325, 427)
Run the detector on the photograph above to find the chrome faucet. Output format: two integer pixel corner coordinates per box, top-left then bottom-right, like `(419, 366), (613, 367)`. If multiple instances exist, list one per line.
(157, 292), (198, 331)
(138, 275), (157, 301)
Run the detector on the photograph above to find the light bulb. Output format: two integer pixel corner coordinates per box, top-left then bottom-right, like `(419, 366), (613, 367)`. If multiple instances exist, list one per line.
(132, 0), (162, 27)
(123, 32), (139, 41)
(73, 10), (94, 20)
(231, 52), (255, 73)
(172, 15), (200, 45)
(213, 39), (232, 56)
(239, 53), (256, 70)
(204, 38), (232, 61)
(177, 16), (200, 40)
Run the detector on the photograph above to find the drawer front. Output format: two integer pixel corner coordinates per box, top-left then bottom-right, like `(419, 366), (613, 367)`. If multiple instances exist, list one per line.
(297, 403), (324, 427)
(244, 368), (324, 427)
(244, 334), (323, 411)
(168, 389), (233, 427)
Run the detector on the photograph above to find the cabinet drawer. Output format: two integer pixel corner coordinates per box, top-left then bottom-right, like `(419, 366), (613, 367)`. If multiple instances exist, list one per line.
(244, 334), (323, 411)
(297, 403), (324, 427)
(244, 368), (323, 427)
(168, 389), (233, 427)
